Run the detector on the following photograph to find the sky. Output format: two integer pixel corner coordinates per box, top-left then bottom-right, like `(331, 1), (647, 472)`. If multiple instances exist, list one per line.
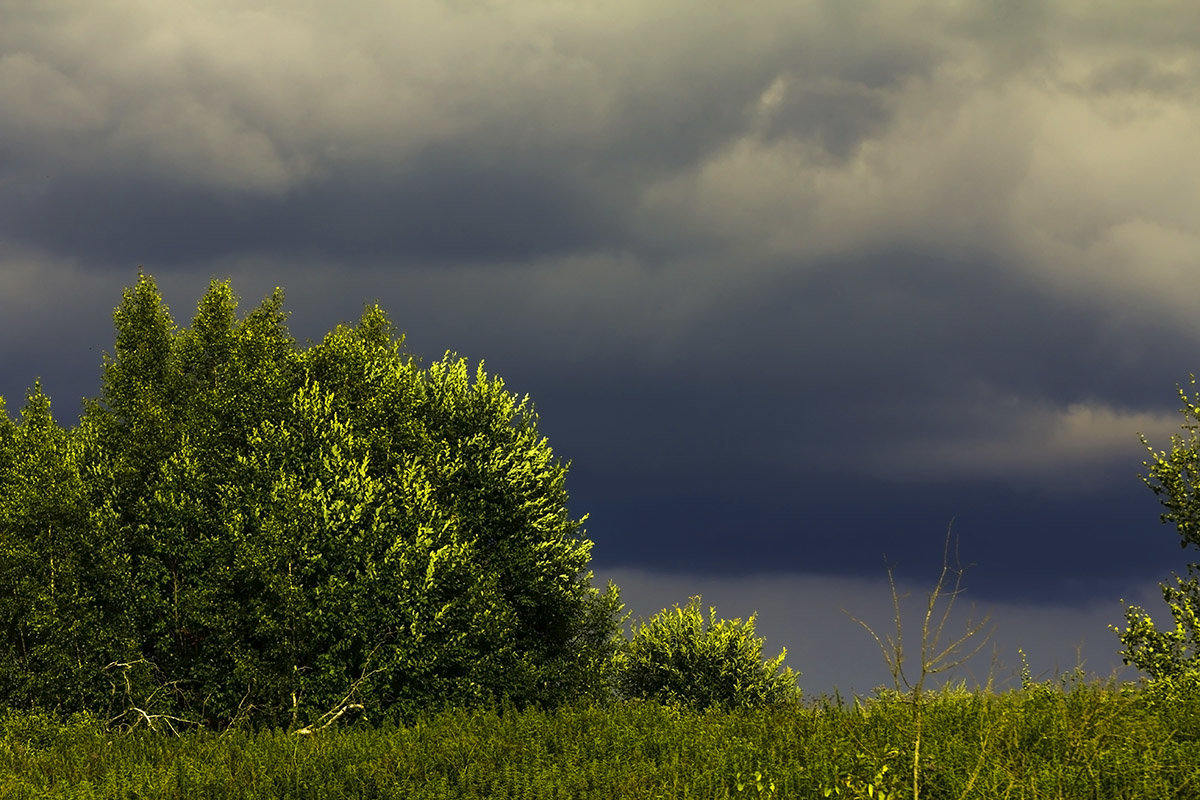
(3, 0), (1200, 696)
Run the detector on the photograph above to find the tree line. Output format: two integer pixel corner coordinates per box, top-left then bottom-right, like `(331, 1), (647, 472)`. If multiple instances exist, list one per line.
(0, 274), (798, 730)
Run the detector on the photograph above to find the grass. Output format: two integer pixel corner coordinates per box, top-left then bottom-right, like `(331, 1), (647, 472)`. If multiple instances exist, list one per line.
(0, 676), (1197, 799)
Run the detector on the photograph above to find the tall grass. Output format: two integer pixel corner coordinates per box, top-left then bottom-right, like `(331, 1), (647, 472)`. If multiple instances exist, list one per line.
(0, 677), (1196, 799)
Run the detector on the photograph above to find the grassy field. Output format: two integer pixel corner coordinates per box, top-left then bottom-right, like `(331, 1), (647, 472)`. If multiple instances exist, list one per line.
(0, 675), (1196, 799)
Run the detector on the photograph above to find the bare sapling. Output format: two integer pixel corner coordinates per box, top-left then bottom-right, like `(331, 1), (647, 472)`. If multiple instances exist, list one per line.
(847, 524), (994, 800)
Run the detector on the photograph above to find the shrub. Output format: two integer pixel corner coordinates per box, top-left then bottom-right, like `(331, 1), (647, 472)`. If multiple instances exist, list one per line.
(615, 595), (800, 710)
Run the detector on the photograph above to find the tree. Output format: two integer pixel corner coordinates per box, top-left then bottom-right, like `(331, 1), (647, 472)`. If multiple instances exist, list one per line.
(615, 595), (800, 710)
(850, 527), (993, 800)
(0, 385), (129, 715)
(1114, 375), (1200, 683)
(0, 272), (624, 727)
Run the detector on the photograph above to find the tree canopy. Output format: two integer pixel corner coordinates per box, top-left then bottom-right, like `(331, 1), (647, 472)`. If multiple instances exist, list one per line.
(0, 273), (624, 728)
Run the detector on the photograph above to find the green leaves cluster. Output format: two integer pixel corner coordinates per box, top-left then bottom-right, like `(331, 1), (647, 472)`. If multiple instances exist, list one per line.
(1115, 375), (1200, 683)
(615, 595), (800, 710)
(0, 273), (623, 727)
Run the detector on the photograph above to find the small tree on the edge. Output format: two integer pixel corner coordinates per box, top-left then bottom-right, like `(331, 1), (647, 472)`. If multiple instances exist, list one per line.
(1113, 375), (1200, 684)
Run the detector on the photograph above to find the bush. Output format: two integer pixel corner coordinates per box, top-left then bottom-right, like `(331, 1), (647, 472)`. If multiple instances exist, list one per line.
(0, 273), (625, 728)
(615, 595), (800, 710)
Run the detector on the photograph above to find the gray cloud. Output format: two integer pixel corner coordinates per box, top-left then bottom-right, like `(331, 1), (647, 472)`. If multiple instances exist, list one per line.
(1082, 55), (1199, 98)
(2, 1), (1199, 627)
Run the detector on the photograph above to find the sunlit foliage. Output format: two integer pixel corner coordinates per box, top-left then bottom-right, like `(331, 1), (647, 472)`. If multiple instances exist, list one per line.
(1115, 375), (1200, 685)
(615, 595), (800, 710)
(0, 273), (623, 727)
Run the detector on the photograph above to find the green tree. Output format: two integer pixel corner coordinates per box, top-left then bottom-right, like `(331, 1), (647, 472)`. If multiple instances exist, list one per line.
(615, 595), (800, 710)
(1, 272), (624, 727)
(0, 385), (129, 714)
(1114, 375), (1200, 682)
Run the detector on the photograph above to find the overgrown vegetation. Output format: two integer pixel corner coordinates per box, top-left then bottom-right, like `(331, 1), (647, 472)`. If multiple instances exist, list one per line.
(0, 678), (1196, 799)
(4, 274), (1200, 796)
(0, 273), (805, 729)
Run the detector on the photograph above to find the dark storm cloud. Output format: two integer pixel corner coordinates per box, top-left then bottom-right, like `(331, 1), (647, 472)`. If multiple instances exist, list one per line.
(527, 249), (1188, 480)
(374, 246), (1180, 604)
(3, 0), (1200, 670)
(1, 150), (623, 267)
(0, 1), (943, 267)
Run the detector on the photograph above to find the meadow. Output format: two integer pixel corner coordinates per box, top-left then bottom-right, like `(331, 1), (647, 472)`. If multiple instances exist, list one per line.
(1, 673), (1196, 800)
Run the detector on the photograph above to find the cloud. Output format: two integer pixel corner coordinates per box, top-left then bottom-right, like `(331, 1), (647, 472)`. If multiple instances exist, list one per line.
(0, 4), (312, 192)
(0, 1), (794, 192)
(865, 395), (1181, 485)
(3, 0), (1197, 303)
(2, 0), (1198, 610)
